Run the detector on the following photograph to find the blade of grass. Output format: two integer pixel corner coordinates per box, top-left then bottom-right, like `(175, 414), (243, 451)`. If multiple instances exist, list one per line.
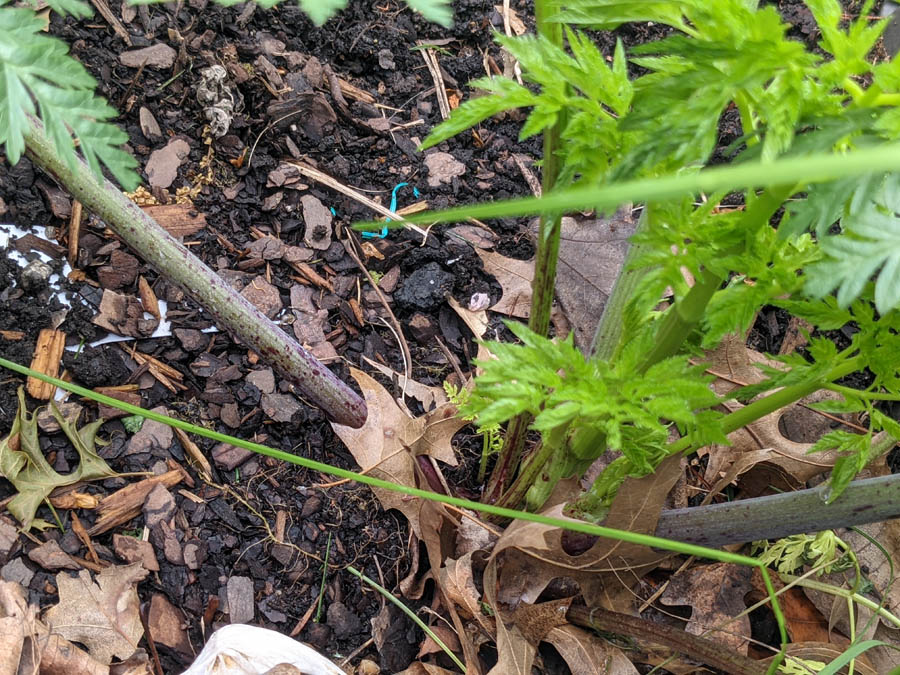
(347, 565), (466, 673)
(315, 532), (333, 623)
(354, 143), (900, 229)
(0, 355), (788, 671)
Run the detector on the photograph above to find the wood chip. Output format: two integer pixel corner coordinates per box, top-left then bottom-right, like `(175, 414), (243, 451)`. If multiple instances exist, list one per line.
(88, 470), (184, 536)
(142, 204), (207, 238)
(27, 329), (66, 400)
(174, 427), (212, 482)
(0, 330), (24, 340)
(138, 275), (160, 319)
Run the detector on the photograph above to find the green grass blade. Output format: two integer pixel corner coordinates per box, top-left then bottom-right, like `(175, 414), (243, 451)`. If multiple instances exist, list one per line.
(348, 565), (466, 672)
(354, 143), (900, 231)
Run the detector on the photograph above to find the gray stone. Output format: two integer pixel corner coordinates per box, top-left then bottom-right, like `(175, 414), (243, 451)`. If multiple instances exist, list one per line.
(145, 138), (190, 189)
(120, 43), (177, 69)
(424, 151), (465, 187)
(246, 368), (275, 394)
(226, 575), (255, 624)
(240, 276), (282, 318)
(261, 392), (302, 423)
(20, 260), (52, 294)
(1, 557), (34, 587)
(28, 540), (79, 571)
(143, 483), (176, 529)
(301, 195), (333, 251)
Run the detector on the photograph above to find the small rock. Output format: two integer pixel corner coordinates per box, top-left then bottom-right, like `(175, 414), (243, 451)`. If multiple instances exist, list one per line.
(302, 195), (333, 251)
(28, 540), (79, 571)
(300, 495), (322, 518)
(377, 266), (401, 293)
(145, 138), (191, 189)
(283, 245), (314, 264)
(113, 533), (160, 571)
(1, 558), (34, 586)
(212, 442), (254, 470)
(139, 107), (162, 140)
(304, 622), (331, 650)
(394, 262), (453, 311)
(259, 597), (288, 623)
(19, 260), (52, 294)
(246, 368), (275, 394)
(424, 151), (466, 187)
(190, 352), (226, 378)
(377, 48), (396, 70)
(261, 393), (302, 423)
(36, 402), (82, 434)
(241, 276), (283, 319)
(120, 43), (177, 69)
(326, 602), (362, 639)
(160, 524), (184, 565)
(408, 313), (437, 342)
(143, 483), (176, 529)
(469, 292), (491, 311)
(182, 540), (207, 570)
(126, 408), (173, 455)
(174, 328), (207, 351)
(226, 576), (255, 624)
(149, 593), (192, 654)
(269, 543), (294, 566)
(246, 237), (284, 260)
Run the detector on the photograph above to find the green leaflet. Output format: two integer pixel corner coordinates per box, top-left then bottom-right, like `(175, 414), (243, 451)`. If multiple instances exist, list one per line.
(0, 388), (118, 530)
(0, 1), (138, 189)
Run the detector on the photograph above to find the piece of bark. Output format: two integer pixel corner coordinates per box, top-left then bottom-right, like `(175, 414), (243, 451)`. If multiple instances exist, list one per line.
(27, 329), (66, 400)
(141, 204), (206, 238)
(88, 470), (184, 536)
(137, 276), (160, 319)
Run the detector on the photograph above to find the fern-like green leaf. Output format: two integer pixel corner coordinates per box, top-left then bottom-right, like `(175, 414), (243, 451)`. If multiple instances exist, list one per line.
(297, 0), (346, 25)
(806, 174), (900, 313)
(404, 0), (453, 26)
(0, 2), (139, 189)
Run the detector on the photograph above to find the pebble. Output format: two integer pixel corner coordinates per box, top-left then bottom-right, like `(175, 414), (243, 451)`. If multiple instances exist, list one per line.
(120, 43), (177, 69)
(27, 540), (79, 571)
(241, 276), (283, 318)
(143, 483), (176, 529)
(226, 576), (255, 624)
(19, 260), (52, 294)
(394, 262), (453, 311)
(326, 601), (362, 639)
(1, 557), (34, 587)
(424, 151), (466, 187)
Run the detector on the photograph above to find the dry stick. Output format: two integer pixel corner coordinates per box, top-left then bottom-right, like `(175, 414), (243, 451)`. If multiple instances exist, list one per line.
(566, 605), (766, 675)
(344, 238), (412, 380)
(284, 160), (430, 241)
(23, 116), (366, 428)
(417, 42), (451, 120)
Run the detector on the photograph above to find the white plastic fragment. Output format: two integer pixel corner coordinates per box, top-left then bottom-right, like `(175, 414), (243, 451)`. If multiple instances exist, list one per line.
(181, 624), (346, 675)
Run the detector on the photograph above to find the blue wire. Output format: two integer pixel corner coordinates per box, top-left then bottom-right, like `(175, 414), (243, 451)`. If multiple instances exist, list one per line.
(362, 182), (417, 239)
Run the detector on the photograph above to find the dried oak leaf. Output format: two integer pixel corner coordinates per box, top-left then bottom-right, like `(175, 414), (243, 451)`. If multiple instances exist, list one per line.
(475, 249), (533, 319)
(659, 562), (753, 655)
(489, 455), (683, 609)
(701, 335), (844, 497)
(331, 368), (466, 537)
(545, 625), (639, 675)
(44, 563), (148, 664)
(0, 389), (118, 530)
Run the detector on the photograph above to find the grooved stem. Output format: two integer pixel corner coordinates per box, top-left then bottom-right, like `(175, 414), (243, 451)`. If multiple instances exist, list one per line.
(24, 116), (367, 427)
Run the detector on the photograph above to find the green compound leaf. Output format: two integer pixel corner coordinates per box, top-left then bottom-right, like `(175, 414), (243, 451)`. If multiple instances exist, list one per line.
(0, 2), (139, 189)
(404, 0), (453, 27)
(297, 0), (347, 25)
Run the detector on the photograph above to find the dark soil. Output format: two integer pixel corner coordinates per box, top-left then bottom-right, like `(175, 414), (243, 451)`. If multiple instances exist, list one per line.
(0, 1), (889, 673)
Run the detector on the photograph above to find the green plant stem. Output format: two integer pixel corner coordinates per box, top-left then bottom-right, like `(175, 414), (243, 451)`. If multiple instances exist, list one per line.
(566, 606), (768, 675)
(780, 574), (900, 630)
(485, 0), (566, 504)
(314, 532), (332, 623)
(637, 184), (797, 373)
(827, 383), (900, 401)
(23, 116), (366, 428)
(348, 566), (466, 673)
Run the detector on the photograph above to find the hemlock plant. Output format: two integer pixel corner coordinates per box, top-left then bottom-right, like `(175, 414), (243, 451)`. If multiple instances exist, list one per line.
(406, 0), (900, 518)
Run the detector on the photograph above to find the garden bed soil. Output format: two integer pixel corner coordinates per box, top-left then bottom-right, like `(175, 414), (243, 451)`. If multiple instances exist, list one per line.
(0, 0), (888, 673)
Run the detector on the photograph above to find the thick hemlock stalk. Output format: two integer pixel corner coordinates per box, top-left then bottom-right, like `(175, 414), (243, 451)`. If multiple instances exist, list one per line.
(23, 117), (367, 428)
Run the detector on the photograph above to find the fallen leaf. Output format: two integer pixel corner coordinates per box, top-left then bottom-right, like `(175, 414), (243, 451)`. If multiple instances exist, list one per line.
(490, 455), (682, 608)
(396, 664), (458, 675)
(763, 642), (877, 675)
(439, 553), (494, 634)
(545, 625), (639, 675)
(0, 389), (118, 530)
(44, 563), (148, 664)
(701, 335), (845, 496)
(475, 249), (533, 319)
(531, 210), (636, 351)
(332, 369), (466, 536)
(659, 562), (753, 654)
(361, 356), (449, 413)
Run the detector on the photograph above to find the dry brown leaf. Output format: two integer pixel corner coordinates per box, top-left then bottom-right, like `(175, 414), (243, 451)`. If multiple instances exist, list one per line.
(545, 625), (639, 675)
(475, 249), (534, 319)
(533, 210), (636, 351)
(701, 335), (844, 495)
(43, 563), (148, 664)
(659, 562), (753, 655)
(802, 519), (900, 671)
(395, 664), (458, 675)
(490, 455), (682, 608)
(332, 369), (466, 536)
(439, 553), (494, 634)
(361, 356), (448, 413)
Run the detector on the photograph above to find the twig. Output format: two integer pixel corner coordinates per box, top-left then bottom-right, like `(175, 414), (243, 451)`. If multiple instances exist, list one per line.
(286, 160), (430, 241)
(417, 41), (452, 120)
(344, 237), (412, 379)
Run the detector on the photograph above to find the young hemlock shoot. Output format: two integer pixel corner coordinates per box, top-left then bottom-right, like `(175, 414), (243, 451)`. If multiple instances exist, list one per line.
(422, 0), (900, 515)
